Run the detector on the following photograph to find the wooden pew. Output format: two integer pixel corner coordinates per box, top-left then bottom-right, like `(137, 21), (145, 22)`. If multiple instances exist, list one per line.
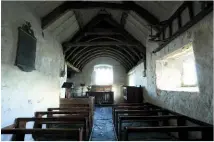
(2, 117), (85, 141)
(60, 97), (94, 114)
(47, 107), (93, 131)
(115, 102), (213, 141)
(114, 109), (172, 134)
(123, 126), (213, 141)
(112, 104), (161, 125)
(1, 128), (83, 141)
(59, 97), (95, 126)
(35, 111), (90, 140)
(118, 115), (185, 140)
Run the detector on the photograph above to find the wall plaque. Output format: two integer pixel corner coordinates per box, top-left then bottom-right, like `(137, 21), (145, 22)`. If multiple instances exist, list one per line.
(15, 22), (37, 72)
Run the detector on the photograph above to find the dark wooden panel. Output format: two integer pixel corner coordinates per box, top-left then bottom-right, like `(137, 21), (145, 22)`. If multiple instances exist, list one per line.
(15, 22), (37, 72)
(86, 91), (114, 105)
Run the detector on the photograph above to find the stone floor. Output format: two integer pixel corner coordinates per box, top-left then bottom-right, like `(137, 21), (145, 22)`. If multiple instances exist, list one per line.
(91, 106), (117, 141)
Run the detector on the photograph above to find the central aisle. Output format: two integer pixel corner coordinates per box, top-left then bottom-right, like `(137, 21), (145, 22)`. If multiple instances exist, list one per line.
(91, 106), (117, 141)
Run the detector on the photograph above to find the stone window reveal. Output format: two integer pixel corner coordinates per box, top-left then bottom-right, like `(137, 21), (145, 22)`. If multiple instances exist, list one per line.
(156, 43), (199, 92)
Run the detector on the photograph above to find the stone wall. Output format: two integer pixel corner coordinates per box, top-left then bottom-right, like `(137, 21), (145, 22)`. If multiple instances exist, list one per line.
(68, 57), (127, 104)
(1, 1), (66, 133)
(127, 61), (147, 87)
(145, 12), (213, 124)
(128, 12), (213, 124)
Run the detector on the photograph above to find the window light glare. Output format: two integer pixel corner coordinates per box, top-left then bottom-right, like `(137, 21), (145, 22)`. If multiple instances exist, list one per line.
(94, 64), (113, 85)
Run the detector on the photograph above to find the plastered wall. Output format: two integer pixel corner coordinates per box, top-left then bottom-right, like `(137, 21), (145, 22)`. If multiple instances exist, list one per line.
(68, 57), (127, 104)
(128, 12), (213, 124)
(1, 1), (67, 135)
(127, 61), (147, 87)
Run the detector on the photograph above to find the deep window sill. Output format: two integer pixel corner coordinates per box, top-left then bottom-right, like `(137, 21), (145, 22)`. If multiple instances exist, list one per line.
(158, 87), (199, 92)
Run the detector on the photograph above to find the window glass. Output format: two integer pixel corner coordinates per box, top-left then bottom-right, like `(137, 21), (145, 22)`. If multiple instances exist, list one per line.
(182, 58), (198, 86)
(156, 43), (199, 92)
(94, 64), (113, 85)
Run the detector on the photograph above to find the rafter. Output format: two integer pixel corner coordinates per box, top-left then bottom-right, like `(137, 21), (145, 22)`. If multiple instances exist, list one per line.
(79, 55), (130, 71)
(71, 47), (136, 66)
(67, 37), (141, 63)
(63, 13), (146, 58)
(84, 32), (123, 36)
(121, 12), (128, 27)
(65, 36), (143, 62)
(77, 52), (131, 71)
(64, 41), (139, 48)
(66, 62), (80, 72)
(70, 45), (139, 63)
(41, 1), (159, 29)
(75, 50), (134, 69)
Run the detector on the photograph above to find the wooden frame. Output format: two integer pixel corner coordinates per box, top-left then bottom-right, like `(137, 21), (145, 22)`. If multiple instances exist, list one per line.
(123, 126), (213, 141)
(113, 102), (213, 141)
(47, 107), (93, 130)
(114, 109), (171, 136)
(2, 117), (86, 141)
(118, 115), (184, 140)
(1, 128), (83, 141)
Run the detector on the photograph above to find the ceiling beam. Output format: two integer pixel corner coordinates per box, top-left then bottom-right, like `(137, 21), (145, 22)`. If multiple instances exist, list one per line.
(70, 45), (139, 63)
(121, 12), (128, 28)
(78, 52), (131, 71)
(63, 14), (146, 57)
(66, 62), (80, 73)
(64, 41), (139, 48)
(103, 15), (147, 54)
(84, 32), (123, 36)
(71, 47), (136, 66)
(41, 1), (159, 29)
(64, 35), (143, 61)
(75, 50), (134, 69)
(79, 55), (130, 71)
(66, 37), (141, 62)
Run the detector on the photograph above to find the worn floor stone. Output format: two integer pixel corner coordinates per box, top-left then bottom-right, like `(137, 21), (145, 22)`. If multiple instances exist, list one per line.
(91, 107), (117, 141)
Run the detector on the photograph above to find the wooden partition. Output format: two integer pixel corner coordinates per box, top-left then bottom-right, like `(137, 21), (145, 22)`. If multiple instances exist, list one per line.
(60, 97), (95, 126)
(113, 102), (213, 141)
(60, 97), (94, 113)
(86, 91), (114, 105)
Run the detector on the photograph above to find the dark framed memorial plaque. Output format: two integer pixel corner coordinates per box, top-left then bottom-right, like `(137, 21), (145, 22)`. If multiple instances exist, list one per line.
(15, 22), (37, 72)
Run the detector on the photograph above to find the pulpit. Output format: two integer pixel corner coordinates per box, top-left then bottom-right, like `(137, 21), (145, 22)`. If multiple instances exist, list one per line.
(61, 82), (73, 98)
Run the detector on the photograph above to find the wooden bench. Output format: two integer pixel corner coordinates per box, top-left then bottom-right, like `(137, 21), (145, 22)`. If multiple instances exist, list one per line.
(59, 98), (95, 126)
(123, 126), (213, 141)
(114, 109), (174, 136)
(47, 107), (93, 130)
(1, 128), (83, 141)
(113, 104), (161, 124)
(1, 117), (85, 141)
(35, 111), (90, 140)
(118, 115), (185, 140)
(114, 102), (213, 141)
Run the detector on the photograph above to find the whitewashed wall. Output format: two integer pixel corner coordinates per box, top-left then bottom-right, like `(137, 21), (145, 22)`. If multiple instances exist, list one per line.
(1, 2), (67, 138)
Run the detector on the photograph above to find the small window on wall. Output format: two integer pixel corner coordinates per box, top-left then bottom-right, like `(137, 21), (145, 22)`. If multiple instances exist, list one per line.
(156, 43), (199, 92)
(94, 64), (113, 85)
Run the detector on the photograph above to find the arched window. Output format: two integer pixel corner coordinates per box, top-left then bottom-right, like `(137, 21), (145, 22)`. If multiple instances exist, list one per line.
(94, 64), (113, 85)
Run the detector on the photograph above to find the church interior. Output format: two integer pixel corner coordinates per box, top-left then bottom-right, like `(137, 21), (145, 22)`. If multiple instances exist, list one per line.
(1, 1), (213, 141)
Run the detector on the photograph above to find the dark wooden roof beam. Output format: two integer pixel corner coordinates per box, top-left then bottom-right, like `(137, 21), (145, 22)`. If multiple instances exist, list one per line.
(42, 1), (159, 29)
(64, 41), (139, 48)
